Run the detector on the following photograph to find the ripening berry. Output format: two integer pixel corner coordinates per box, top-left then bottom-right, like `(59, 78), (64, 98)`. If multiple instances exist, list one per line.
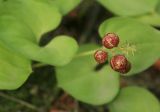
(102, 33), (119, 49)
(110, 55), (131, 74)
(118, 61), (131, 74)
(94, 50), (108, 64)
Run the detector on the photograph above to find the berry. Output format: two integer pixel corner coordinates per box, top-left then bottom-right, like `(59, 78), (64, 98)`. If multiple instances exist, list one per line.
(102, 33), (119, 49)
(110, 55), (131, 74)
(118, 61), (131, 74)
(94, 50), (108, 64)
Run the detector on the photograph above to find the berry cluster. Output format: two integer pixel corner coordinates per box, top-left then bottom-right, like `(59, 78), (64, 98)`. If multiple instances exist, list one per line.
(94, 33), (131, 74)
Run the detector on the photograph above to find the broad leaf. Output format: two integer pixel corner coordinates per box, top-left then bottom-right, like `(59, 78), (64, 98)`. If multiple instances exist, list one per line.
(0, 17), (78, 66)
(136, 12), (160, 26)
(0, 45), (31, 90)
(56, 44), (120, 105)
(109, 86), (160, 112)
(0, 0), (79, 90)
(51, 0), (81, 15)
(0, 0), (62, 40)
(156, 0), (160, 14)
(135, 1), (160, 26)
(98, 0), (158, 16)
(0, 1), (78, 66)
(99, 17), (160, 76)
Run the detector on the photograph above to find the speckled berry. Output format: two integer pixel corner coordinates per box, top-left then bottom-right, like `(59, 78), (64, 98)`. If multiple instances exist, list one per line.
(118, 61), (131, 74)
(102, 33), (119, 49)
(110, 55), (131, 74)
(94, 50), (108, 64)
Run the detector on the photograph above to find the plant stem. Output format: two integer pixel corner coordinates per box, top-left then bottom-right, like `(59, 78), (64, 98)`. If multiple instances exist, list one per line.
(32, 42), (137, 68)
(75, 49), (96, 58)
(32, 48), (100, 68)
(0, 92), (40, 111)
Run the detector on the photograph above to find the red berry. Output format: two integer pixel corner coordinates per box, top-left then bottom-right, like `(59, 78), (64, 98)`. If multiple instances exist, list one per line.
(118, 61), (131, 74)
(94, 50), (108, 64)
(110, 55), (131, 74)
(102, 33), (119, 49)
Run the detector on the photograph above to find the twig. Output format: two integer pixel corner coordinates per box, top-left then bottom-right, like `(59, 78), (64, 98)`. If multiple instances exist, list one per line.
(0, 92), (40, 111)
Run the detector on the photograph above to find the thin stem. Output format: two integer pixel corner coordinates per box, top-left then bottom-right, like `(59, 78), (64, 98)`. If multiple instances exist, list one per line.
(0, 92), (39, 111)
(75, 49), (96, 58)
(32, 42), (137, 68)
(75, 46), (105, 58)
(32, 48), (100, 68)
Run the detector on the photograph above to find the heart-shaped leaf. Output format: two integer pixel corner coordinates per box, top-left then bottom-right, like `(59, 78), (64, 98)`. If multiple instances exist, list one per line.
(99, 17), (160, 76)
(56, 44), (120, 105)
(0, 45), (31, 90)
(98, 0), (159, 16)
(109, 86), (160, 112)
(0, 1), (78, 66)
(0, 17), (78, 66)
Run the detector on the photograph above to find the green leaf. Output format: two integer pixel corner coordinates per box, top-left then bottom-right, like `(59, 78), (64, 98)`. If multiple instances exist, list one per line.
(109, 86), (160, 112)
(51, 0), (81, 15)
(22, 0), (62, 39)
(99, 17), (160, 76)
(0, 1), (78, 66)
(0, 0), (62, 40)
(56, 44), (120, 105)
(135, 12), (160, 26)
(0, 16), (78, 66)
(156, 0), (160, 14)
(42, 35), (79, 66)
(98, 0), (159, 16)
(135, 0), (160, 26)
(0, 45), (31, 90)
